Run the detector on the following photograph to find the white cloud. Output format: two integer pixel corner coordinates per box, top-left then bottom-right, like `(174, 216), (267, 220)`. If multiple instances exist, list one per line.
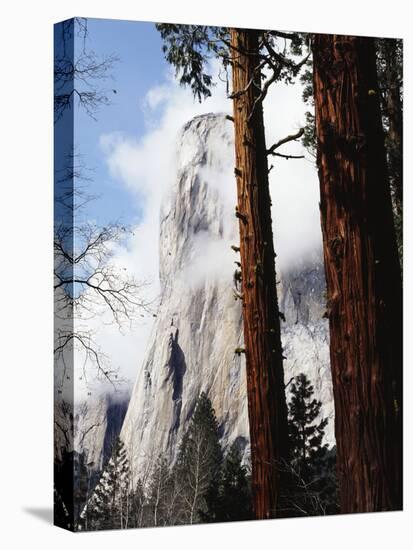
(84, 62), (231, 393)
(262, 74), (322, 270)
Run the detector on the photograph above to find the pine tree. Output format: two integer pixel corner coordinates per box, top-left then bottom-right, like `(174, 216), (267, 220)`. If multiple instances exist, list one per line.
(174, 392), (222, 525)
(220, 442), (252, 521)
(203, 441), (253, 522)
(283, 374), (338, 516)
(86, 437), (130, 530)
(288, 374), (328, 466)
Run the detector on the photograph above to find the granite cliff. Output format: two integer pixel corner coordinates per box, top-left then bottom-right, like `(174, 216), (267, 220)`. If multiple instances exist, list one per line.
(121, 113), (335, 481)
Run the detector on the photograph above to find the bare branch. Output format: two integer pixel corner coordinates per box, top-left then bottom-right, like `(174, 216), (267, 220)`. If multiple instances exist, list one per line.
(269, 152), (305, 160)
(54, 178), (154, 389)
(54, 329), (124, 390)
(54, 18), (119, 122)
(267, 128), (305, 156)
(54, 220), (154, 328)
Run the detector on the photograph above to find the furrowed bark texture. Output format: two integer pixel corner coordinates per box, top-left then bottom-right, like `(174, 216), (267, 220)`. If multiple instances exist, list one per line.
(313, 34), (402, 513)
(230, 28), (289, 519)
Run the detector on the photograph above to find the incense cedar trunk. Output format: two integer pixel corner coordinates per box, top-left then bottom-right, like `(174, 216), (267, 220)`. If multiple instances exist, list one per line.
(230, 28), (289, 519)
(312, 34), (402, 513)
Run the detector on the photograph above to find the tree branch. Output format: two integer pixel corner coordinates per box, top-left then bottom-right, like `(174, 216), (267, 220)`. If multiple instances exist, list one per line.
(267, 128), (305, 156)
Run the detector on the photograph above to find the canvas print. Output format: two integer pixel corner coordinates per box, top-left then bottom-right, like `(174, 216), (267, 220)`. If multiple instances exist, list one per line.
(54, 18), (403, 531)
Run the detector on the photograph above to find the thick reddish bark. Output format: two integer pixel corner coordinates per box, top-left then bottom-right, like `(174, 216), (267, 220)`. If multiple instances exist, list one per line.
(313, 35), (402, 513)
(230, 28), (289, 519)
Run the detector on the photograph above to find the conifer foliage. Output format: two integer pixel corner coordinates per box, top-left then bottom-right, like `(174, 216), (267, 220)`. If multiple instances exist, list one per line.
(203, 441), (253, 522)
(81, 393), (253, 528)
(288, 374), (328, 465)
(282, 374), (338, 516)
(86, 438), (130, 530)
(77, 386), (339, 527)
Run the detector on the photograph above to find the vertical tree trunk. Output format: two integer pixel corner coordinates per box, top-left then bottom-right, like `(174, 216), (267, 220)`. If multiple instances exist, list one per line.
(230, 28), (289, 519)
(313, 34), (402, 513)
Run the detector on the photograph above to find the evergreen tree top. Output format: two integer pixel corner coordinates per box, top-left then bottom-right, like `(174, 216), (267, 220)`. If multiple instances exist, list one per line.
(156, 24), (308, 103)
(288, 373), (329, 464)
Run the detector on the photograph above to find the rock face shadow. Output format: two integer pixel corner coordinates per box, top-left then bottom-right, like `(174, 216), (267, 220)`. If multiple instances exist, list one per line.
(24, 507), (54, 525)
(165, 327), (187, 442)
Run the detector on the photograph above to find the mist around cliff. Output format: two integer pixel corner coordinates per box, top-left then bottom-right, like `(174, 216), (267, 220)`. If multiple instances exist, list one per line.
(92, 60), (323, 393)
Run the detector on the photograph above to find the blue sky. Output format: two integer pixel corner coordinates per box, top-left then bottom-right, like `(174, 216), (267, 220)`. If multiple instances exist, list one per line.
(74, 18), (169, 225)
(55, 17), (234, 393)
(55, 17), (322, 392)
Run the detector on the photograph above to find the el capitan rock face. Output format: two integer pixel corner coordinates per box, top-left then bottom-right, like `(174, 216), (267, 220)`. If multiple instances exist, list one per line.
(121, 113), (334, 480)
